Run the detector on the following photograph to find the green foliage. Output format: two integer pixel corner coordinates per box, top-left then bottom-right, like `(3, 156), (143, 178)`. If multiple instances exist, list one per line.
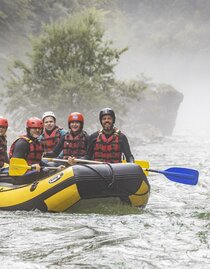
(5, 9), (129, 128)
(113, 0), (210, 53)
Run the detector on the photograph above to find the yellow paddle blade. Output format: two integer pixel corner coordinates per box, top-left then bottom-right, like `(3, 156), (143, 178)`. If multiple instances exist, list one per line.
(9, 158), (31, 176)
(122, 159), (150, 176)
(135, 160), (149, 169)
(135, 160), (150, 176)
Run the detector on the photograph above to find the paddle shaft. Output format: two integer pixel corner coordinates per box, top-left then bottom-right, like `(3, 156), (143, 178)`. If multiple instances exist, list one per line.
(146, 168), (194, 179)
(12, 164), (60, 171)
(42, 166), (61, 170)
(1, 166), (59, 177)
(43, 157), (103, 164)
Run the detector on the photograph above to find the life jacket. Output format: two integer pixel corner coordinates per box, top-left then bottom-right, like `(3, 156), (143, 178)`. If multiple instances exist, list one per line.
(0, 136), (7, 168)
(9, 135), (43, 165)
(63, 131), (87, 159)
(40, 127), (63, 152)
(93, 128), (122, 163)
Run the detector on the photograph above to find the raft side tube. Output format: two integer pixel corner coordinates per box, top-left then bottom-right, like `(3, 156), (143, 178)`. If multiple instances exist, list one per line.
(73, 163), (150, 202)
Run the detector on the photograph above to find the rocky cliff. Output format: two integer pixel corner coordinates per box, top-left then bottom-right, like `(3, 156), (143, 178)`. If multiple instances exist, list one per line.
(124, 83), (183, 137)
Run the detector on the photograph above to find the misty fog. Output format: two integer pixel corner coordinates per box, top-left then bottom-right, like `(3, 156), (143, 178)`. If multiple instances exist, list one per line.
(116, 52), (210, 135)
(1, 0), (210, 136)
(109, 0), (210, 135)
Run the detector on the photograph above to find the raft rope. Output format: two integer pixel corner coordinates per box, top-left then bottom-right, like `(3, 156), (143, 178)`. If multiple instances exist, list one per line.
(79, 163), (116, 188)
(77, 164), (150, 197)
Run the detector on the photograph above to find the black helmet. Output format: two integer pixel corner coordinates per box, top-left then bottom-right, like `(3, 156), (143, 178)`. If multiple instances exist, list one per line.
(99, 108), (115, 124)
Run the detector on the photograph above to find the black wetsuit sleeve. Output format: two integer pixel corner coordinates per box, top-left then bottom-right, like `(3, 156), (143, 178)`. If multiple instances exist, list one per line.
(4, 151), (9, 163)
(44, 136), (65, 158)
(0, 137), (7, 167)
(12, 139), (30, 159)
(83, 132), (98, 160)
(84, 132), (90, 150)
(120, 134), (135, 163)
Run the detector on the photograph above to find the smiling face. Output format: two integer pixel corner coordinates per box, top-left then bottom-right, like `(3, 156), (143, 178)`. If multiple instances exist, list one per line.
(101, 115), (114, 132)
(69, 121), (81, 133)
(29, 128), (43, 139)
(0, 126), (7, 136)
(43, 116), (56, 131)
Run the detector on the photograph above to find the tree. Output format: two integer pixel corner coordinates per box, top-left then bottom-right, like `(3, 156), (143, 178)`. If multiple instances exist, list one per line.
(4, 9), (128, 128)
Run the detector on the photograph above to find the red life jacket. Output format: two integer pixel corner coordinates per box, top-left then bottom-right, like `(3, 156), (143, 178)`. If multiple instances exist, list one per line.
(9, 135), (43, 165)
(0, 136), (7, 168)
(63, 131), (87, 159)
(40, 127), (62, 152)
(93, 128), (122, 163)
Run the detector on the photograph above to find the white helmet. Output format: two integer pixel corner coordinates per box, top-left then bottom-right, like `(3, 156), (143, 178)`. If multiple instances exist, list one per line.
(42, 111), (56, 121)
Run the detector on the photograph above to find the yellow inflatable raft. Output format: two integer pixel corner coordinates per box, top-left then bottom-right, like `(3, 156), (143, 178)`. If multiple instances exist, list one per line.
(0, 163), (150, 212)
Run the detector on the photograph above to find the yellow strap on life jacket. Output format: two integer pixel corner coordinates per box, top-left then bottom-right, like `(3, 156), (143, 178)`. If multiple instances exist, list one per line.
(19, 136), (33, 144)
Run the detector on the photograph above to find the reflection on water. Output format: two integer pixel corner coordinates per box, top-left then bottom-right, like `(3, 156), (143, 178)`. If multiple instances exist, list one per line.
(0, 134), (210, 268)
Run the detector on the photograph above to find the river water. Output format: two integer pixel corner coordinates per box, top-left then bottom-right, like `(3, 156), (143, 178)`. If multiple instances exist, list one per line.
(0, 132), (209, 269)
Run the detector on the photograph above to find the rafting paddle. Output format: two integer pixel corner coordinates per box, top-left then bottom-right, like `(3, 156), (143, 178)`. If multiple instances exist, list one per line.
(9, 158), (61, 176)
(43, 158), (198, 185)
(134, 160), (198, 185)
(43, 157), (150, 169)
(42, 157), (104, 165)
(145, 167), (199, 185)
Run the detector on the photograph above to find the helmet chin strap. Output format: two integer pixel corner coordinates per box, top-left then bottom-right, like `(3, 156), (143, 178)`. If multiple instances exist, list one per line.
(27, 129), (40, 141)
(27, 130), (35, 140)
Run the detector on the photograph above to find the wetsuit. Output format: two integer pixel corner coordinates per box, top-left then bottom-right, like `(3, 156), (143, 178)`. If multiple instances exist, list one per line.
(10, 136), (48, 184)
(0, 135), (8, 170)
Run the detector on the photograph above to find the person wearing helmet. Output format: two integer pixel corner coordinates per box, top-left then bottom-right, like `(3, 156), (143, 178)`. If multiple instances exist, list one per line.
(9, 117), (47, 182)
(39, 111), (67, 153)
(84, 108), (134, 163)
(44, 112), (89, 163)
(0, 116), (9, 169)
